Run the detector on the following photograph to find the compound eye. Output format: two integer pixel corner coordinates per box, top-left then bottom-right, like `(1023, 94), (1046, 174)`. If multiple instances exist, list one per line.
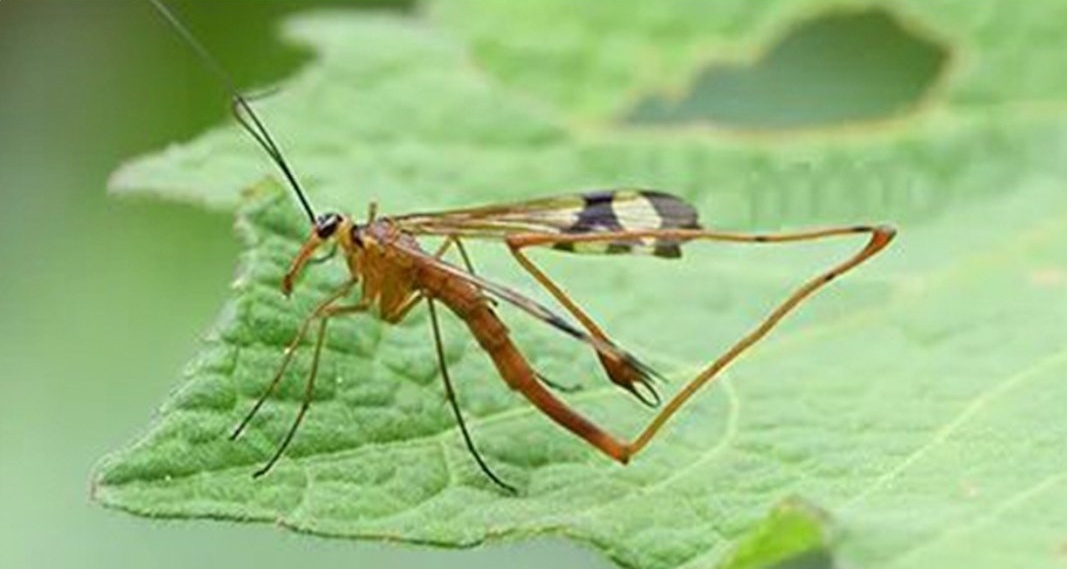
(314, 212), (342, 239)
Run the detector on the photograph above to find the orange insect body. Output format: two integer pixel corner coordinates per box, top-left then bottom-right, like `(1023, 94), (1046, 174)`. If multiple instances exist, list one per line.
(301, 213), (636, 463)
(263, 204), (893, 490)
(149, 0), (896, 492)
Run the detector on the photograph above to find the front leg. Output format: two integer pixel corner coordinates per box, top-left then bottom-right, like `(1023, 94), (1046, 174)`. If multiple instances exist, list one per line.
(231, 281), (356, 440)
(250, 298), (370, 477)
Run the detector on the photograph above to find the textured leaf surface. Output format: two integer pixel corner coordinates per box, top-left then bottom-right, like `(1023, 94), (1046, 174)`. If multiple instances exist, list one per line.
(98, 2), (1067, 569)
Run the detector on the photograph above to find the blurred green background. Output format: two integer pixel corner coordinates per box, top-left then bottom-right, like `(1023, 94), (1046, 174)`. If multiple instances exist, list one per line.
(0, 1), (941, 568)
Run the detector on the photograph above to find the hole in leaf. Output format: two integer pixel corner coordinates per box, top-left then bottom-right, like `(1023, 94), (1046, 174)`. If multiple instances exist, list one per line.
(626, 8), (950, 131)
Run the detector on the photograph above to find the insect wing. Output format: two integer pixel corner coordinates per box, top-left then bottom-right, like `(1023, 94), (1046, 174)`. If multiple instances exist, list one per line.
(394, 189), (701, 258)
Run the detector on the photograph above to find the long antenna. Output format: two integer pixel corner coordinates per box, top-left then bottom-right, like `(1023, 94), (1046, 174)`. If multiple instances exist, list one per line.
(146, 0), (318, 224)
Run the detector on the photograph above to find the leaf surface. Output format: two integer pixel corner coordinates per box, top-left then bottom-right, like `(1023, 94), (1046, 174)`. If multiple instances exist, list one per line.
(99, 3), (1067, 568)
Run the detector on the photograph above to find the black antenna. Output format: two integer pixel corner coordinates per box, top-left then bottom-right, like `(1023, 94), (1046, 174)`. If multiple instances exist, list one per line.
(146, 0), (317, 224)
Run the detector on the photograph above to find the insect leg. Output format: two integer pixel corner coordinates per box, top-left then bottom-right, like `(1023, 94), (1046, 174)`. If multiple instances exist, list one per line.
(231, 281), (354, 440)
(430, 236), (456, 258)
(510, 224), (894, 459)
(452, 238), (477, 276)
(391, 239), (664, 393)
(253, 300), (369, 477)
(535, 372), (581, 393)
(507, 244), (660, 407)
(428, 299), (517, 493)
(431, 235), (478, 273)
(252, 232), (464, 459)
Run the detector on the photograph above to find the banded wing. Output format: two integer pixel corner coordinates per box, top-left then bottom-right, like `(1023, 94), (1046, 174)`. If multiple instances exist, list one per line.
(393, 189), (702, 258)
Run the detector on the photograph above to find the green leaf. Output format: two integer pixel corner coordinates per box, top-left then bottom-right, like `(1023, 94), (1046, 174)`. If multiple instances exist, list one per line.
(717, 498), (834, 569)
(98, 3), (1067, 569)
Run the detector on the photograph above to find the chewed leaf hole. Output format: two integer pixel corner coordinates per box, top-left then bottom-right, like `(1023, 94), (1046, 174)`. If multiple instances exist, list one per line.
(626, 8), (950, 131)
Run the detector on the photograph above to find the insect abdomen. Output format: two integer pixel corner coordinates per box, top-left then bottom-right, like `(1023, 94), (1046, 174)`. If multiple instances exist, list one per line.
(431, 281), (632, 463)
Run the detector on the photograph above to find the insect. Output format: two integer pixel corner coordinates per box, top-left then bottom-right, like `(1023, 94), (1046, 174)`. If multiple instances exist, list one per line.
(149, 0), (895, 493)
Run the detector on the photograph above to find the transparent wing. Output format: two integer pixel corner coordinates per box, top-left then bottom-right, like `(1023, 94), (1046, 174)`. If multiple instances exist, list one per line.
(392, 189), (701, 258)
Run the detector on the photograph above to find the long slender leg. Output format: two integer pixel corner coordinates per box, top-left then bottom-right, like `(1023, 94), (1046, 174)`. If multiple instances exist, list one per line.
(428, 299), (517, 493)
(431, 236), (456, 259)
(247, 231), (471, 472)
(430, 235), (474, 270)
(505, 224), (895, 461)
(452, 238), (477, 275)
(627, 225), (893, 457)
(508, 244), (660, 406)
(536, 372), (581, 393)
(242, 236), (461, 448)
(243, 236), (472, 473)
(252, 301), (369, 477)
(231, 281), (354, 440)
(252, 316), (328, 477)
